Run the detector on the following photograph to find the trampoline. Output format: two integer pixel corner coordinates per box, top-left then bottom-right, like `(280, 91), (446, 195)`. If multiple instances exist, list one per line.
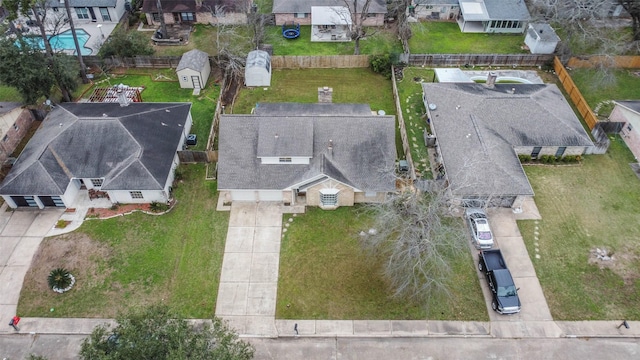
(282, 22), (300, 39)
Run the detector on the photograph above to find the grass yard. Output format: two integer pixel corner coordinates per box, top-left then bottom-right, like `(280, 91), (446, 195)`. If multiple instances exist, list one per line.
(265, 26), (402, 55)
(232, 68), (395, 116)
(152, 24), (222, 56)
(519, 139), (640, 320)
(18, 165), (228, 318)
(408, 22), (526, 54)
(395, 67), (435, 178)
(277, 207), (488, 320)
(0, 84), (21, 102)
(569, 68), (640, 117)
(83, 69), (219, 150)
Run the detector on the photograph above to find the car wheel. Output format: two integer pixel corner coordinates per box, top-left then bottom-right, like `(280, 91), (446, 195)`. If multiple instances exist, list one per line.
(491, 300), (498, 312)
(478, 262), (483, 271)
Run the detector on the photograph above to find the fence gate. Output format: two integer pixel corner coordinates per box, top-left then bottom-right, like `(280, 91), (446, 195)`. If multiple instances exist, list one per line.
(178, 151), (214, 163)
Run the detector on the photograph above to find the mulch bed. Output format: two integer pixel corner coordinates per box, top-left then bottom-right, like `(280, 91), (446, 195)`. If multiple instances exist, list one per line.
(86, 203), (153, 219)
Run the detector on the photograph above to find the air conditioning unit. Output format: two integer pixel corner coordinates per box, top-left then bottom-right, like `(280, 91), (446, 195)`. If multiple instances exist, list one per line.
(186, 134), (197, 146)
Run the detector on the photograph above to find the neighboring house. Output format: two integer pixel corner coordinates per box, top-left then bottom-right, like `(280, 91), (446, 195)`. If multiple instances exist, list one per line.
(457, 0), (530, 33)
(311, 5), (351, 42)
(422, 79), (593, 208)
(0, 103), (35, 166)
(410, 0), (460, 20)
(610, 101), (640, 161)
(272, 0), (386, 27)
(524, 23), (560, 54)
(245, 50), (272, 87)
(142, 0), (250, 26)
(0, 102), (192, 209)
(176, 49), (211, 90)
(12, 0), (126, 32)
(217, 101), (396, 209)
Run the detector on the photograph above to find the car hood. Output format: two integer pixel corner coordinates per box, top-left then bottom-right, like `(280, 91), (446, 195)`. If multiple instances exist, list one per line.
(498, 295), (521, 310)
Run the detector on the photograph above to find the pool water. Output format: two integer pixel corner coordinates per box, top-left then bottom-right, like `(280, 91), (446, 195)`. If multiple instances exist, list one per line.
(22, 29), (92, 55)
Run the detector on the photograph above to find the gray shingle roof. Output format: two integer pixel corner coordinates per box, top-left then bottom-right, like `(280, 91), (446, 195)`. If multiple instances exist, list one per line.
(272, 0), (387, 14)
(47, 0), (117, 8)
(423, 83), (593, 197)
(0, 102), (191, 195)
(254, 103), (372, 116)
(483, 0), (530, 20)
(527, 23), (560, 42)
(218, 109), (396, 192)
(615, 101), (640, 114)
(0, 102), (22, 116)
(176, 49), (210, 72)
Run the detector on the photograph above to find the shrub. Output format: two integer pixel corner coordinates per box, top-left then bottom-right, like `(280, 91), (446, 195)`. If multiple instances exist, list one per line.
(518, 154), (531, 163)
(55, 220), (68, 228)
(150, 201), (170, 213)
(98, 29), (154, 58)
(48, 268), (73, 291)
(110, 202), (120, 211)
(370, 54), (399, 79)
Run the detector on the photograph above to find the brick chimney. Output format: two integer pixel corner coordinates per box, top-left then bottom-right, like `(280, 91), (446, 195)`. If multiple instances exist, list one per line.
(318, 86), (333, 103)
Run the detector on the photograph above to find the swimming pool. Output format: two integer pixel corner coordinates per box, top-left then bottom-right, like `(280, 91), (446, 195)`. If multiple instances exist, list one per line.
(22, 29), (92, 55)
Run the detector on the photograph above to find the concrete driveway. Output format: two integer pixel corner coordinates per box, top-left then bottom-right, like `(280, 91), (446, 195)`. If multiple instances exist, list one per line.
(0, 207), (63, 332)
(215, 202), (283, 337)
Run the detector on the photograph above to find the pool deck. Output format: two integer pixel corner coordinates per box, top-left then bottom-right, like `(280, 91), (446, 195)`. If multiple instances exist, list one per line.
(67, 22), (117, 55)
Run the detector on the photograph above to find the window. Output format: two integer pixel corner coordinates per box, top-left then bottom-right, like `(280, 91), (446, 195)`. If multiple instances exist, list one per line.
(531, 147), (542, 158)
(53, 7), (59, 12)
(2, 135), (7, 142)
(130, 191), (144, 199)
(75, 7), (89, 19)
(319, 189), (339, 207)
(152, 12), (161, 21)
(91, 178), (103, 187)
(555, 147), (566, 158)
(100, 7), (111, 21)
(294, 13), (308, 18)
(180, 12), (195, 21)
(12, 124), (18, 131)
(279, 157), (292, 163)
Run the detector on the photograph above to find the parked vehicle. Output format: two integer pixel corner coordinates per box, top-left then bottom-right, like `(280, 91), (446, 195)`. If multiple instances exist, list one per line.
(478, 249), (521, 314)
(465, 208), (494, 249)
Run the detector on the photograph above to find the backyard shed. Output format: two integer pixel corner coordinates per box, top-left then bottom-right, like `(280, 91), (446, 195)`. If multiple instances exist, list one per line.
(176, 49), (211, 90)
(244, 50), (272, 87)
(524, 23), (560, 54)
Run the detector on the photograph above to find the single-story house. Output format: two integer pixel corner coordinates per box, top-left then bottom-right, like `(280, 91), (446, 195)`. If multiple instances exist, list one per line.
(272, 0), (386, 27)
(0, 102), (192, 209)
(524, 23), (560, 54)
(217, 102), (396, 209)
(609, 101), (640, 160)
(176, 49), (211, 90)
(142, 0), (250, 26)
(311, 6), (352, 42)
(422, 81), (593, 208)
(0, 103), (35, 166)
(457, 0), (530, 33)
(410, 0), (460, 20)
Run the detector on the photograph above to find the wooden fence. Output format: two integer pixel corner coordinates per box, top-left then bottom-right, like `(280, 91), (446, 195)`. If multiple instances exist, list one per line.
(403, 54), (554, 67)
(83, 55), (183, 69)
(177, 150), (215, 163)
(270, 55), (370, 69)
(391, 65), (417, 180)
(567, 56), (640, 69)
(553, 56), (598, 130)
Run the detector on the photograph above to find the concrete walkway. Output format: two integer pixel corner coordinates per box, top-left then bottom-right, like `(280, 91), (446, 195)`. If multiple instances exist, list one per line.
(0, 207), (63, 332)
(215, 202), (283, 337)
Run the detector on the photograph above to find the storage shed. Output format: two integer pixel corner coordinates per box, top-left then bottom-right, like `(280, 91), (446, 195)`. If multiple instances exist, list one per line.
(176, 49), (211, 90)
(524, 23), (560, 54)
(244, 50), (271, 87)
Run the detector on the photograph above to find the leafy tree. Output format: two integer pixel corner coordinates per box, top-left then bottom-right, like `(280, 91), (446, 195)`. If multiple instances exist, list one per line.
(360, 189), (468, 302)
(620, 0), (640, 41)
(0, 38), (54, 104)
(98, 29), (154, 58)
(80, 305), (254, 360)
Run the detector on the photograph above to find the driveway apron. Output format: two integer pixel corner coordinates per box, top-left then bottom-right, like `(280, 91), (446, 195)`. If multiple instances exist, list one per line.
(0, 208), (63, 332)
(216, 202), (282, 337)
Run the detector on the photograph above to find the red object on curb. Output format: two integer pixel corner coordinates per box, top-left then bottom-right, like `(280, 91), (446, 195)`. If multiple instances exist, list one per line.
(12, 316), (20, 325)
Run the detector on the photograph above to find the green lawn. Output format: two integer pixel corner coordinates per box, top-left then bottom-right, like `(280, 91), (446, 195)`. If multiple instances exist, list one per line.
(395, 67), (435, 178)
(232, 68), (395, 116)
(569, 68), (640, 117)
(277, 207), (488, 320)
(0, 84), (21, 102)
(18, 165), (228, 318)
(83, 69), (219, 150)
(519, 139), (640, 320)
(408, 22), (526, 54)
(265, 26), (402, 55)
(153, 24), (233, 56)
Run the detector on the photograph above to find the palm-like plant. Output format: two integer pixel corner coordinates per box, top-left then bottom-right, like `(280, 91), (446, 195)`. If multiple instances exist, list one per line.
(48, 268), (73, 291)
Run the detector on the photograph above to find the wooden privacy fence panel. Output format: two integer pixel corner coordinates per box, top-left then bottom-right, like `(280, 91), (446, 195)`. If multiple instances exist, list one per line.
(178, 150), (215, 163)
(553, 56), (597, 130)
(404, 54), (554, 67)
(270, 55), (370, 69)
(567, 56), (640, 69)
(83, 56), (184, 69)
(391, 65), (417, 180)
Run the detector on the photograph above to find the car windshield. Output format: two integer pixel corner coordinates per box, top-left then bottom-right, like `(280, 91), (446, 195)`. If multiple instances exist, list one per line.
(477, 231), (492, 240)
(497, 285), (517, 297)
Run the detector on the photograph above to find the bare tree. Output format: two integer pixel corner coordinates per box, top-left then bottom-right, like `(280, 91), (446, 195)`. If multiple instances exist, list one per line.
(334, 0), (379, 55)
(64, 0), (88, 84)
(619, 0), (640, 41)
(155, 0), (167, 38)
(388, 0), (412, 53)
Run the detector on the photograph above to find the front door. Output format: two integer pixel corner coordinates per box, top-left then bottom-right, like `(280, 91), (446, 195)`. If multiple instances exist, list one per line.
(88, 7), (97, 22)
(191, 76), (201, 89)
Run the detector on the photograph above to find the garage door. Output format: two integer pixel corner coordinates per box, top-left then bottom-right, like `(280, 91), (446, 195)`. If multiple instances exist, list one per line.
(39, 196), (65, 207)
(258, 191), (282, 202)
(11, 196), (38, 207)
(231, 191), (257, 201)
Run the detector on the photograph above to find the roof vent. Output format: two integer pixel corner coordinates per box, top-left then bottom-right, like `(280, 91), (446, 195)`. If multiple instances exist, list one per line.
(116, 84), (130, 107)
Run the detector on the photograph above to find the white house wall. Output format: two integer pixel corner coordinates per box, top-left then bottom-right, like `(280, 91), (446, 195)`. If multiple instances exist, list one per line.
(108, 190), (167, 204)
(610, 105), (640, 161)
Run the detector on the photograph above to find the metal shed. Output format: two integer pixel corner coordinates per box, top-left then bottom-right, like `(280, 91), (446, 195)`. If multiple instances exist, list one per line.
(176, 49), (211, 90)
(524, 23), (560, 54)
(244, 50), (271, 87)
